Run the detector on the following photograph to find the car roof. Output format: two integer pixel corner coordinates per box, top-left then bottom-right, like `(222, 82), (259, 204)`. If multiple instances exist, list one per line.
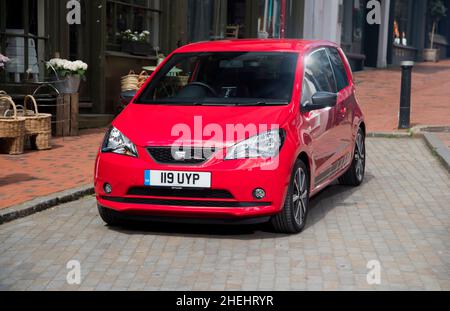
(174, 39), (338, 54)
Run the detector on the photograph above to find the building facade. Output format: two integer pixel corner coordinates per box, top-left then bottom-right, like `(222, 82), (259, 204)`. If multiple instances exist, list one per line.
(1, 0), (162, 116)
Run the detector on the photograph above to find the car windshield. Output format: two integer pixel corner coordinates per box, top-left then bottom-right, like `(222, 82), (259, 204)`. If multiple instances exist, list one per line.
(136, 52), (298, 106)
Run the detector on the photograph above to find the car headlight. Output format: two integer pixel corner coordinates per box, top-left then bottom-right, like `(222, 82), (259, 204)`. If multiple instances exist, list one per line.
(102, 127), (138, 157)
(225, 129), (284, 160)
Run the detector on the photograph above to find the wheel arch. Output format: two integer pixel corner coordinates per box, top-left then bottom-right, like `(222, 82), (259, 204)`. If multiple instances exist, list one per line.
(359, 121), (366, 136)
(296, 151), (312, 189)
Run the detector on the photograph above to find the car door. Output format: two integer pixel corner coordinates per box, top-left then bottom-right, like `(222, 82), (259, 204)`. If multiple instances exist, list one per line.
(300, 48), (340, 188)
(327, 47), (353, 161)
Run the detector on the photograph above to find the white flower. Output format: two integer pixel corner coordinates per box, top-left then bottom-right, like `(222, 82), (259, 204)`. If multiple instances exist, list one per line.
(46, 58), (88, 75)
(0, 53), (10, 64)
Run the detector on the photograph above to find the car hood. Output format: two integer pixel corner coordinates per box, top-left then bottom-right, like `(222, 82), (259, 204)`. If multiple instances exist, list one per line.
(113, 103), (293, 148)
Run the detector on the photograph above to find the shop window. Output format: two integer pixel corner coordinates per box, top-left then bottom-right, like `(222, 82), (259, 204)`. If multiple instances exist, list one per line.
(106, 0), (161, 51)
(187, 0), (227, 42)
(393, 0), (413, 46)
(0, 0), (49, 82)
(340, 0), (366, 55)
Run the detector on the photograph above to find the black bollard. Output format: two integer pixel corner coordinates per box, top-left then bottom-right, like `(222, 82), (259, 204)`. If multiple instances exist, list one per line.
(398, 61), (414, 129)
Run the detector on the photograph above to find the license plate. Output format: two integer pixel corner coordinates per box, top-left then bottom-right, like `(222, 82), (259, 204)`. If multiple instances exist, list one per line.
(144, 170), (211, 188)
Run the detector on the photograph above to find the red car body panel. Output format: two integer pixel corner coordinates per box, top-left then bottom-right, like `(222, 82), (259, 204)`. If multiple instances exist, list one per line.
(94, 39), (365, 222)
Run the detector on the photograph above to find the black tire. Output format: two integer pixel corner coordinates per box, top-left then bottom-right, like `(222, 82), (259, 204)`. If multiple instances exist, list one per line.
(339, 128), (366, 187)
(270, 159), (310, 234)
(97, 205), (123, 227)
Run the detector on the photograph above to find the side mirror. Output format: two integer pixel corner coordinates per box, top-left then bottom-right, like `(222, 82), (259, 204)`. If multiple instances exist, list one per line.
(304, 92), (337, 111)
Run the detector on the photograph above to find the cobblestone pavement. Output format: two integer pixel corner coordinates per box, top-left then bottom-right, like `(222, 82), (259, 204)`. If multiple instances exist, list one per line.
(0, 138), (449, 291)
(436, 132), (450, 151)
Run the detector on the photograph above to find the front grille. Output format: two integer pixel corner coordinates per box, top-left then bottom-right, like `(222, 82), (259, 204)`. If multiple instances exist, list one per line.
(102, 196), (270, 208)
(147, 147), (215, 165)
(127, 187), (234, 199)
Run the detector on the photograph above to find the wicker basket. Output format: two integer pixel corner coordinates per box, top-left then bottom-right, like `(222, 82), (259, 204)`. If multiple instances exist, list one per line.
(0, 97), (26, 155)
(165, 75), (190, 88)
(0, 91), (12, 116)
(17, 95), (52, 150)
(121, 70), (140, 92)
(121, 70), (149, 92)
(137, 71), (149, 88)
(177, 75), (190, 87)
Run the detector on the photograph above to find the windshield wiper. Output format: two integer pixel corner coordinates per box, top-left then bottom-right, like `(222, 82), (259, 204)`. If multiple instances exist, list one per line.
(232, 101), (287, 106)
(137, 100), (288, 106)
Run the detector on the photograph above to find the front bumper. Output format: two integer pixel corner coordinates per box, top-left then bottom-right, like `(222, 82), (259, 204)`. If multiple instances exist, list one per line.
(94, 146), (293, 220)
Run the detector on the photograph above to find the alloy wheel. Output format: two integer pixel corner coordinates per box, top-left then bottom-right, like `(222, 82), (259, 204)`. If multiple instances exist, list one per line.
(292, 167), (308, 226)
(354, 132), (365, 182)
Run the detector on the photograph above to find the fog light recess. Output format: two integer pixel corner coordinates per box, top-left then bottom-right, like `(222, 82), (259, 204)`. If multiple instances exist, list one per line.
(253, 188), (266, 200)
(104, 183), (112, 194)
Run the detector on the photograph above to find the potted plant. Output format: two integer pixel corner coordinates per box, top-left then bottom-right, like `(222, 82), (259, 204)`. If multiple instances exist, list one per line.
(0, 53), (10, 71)
(46, 58), (88, 94)
(424, 0), (447, 62)
(118, 30), (152, 56)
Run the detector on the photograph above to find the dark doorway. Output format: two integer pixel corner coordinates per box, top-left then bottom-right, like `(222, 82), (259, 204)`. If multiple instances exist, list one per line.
(363, 6), (380, 68)
(227, 0), (246, 24)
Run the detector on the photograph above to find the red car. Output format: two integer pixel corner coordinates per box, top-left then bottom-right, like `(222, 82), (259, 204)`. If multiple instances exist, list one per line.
(95, 39), (366, 234)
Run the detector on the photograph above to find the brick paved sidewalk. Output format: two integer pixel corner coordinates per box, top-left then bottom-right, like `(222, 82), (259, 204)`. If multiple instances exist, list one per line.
(354, 59), (450, 132)
(1, 60), (450, 210)
(0, 129), (105, 209)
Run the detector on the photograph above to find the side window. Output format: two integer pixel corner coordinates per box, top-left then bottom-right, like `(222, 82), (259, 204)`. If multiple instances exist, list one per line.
(301, 49), (337, 106)
(328, 48), (349, 91)
(301, 73), (317, 106)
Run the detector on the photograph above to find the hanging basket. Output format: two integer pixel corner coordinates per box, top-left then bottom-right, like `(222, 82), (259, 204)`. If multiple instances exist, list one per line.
(0, 97), (26, 155)
(17, 95), (52, 150)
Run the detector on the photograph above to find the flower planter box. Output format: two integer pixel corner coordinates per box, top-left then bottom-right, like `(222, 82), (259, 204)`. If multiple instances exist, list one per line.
(121, 41), (153, 56)
(423, 49), (440, 62)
